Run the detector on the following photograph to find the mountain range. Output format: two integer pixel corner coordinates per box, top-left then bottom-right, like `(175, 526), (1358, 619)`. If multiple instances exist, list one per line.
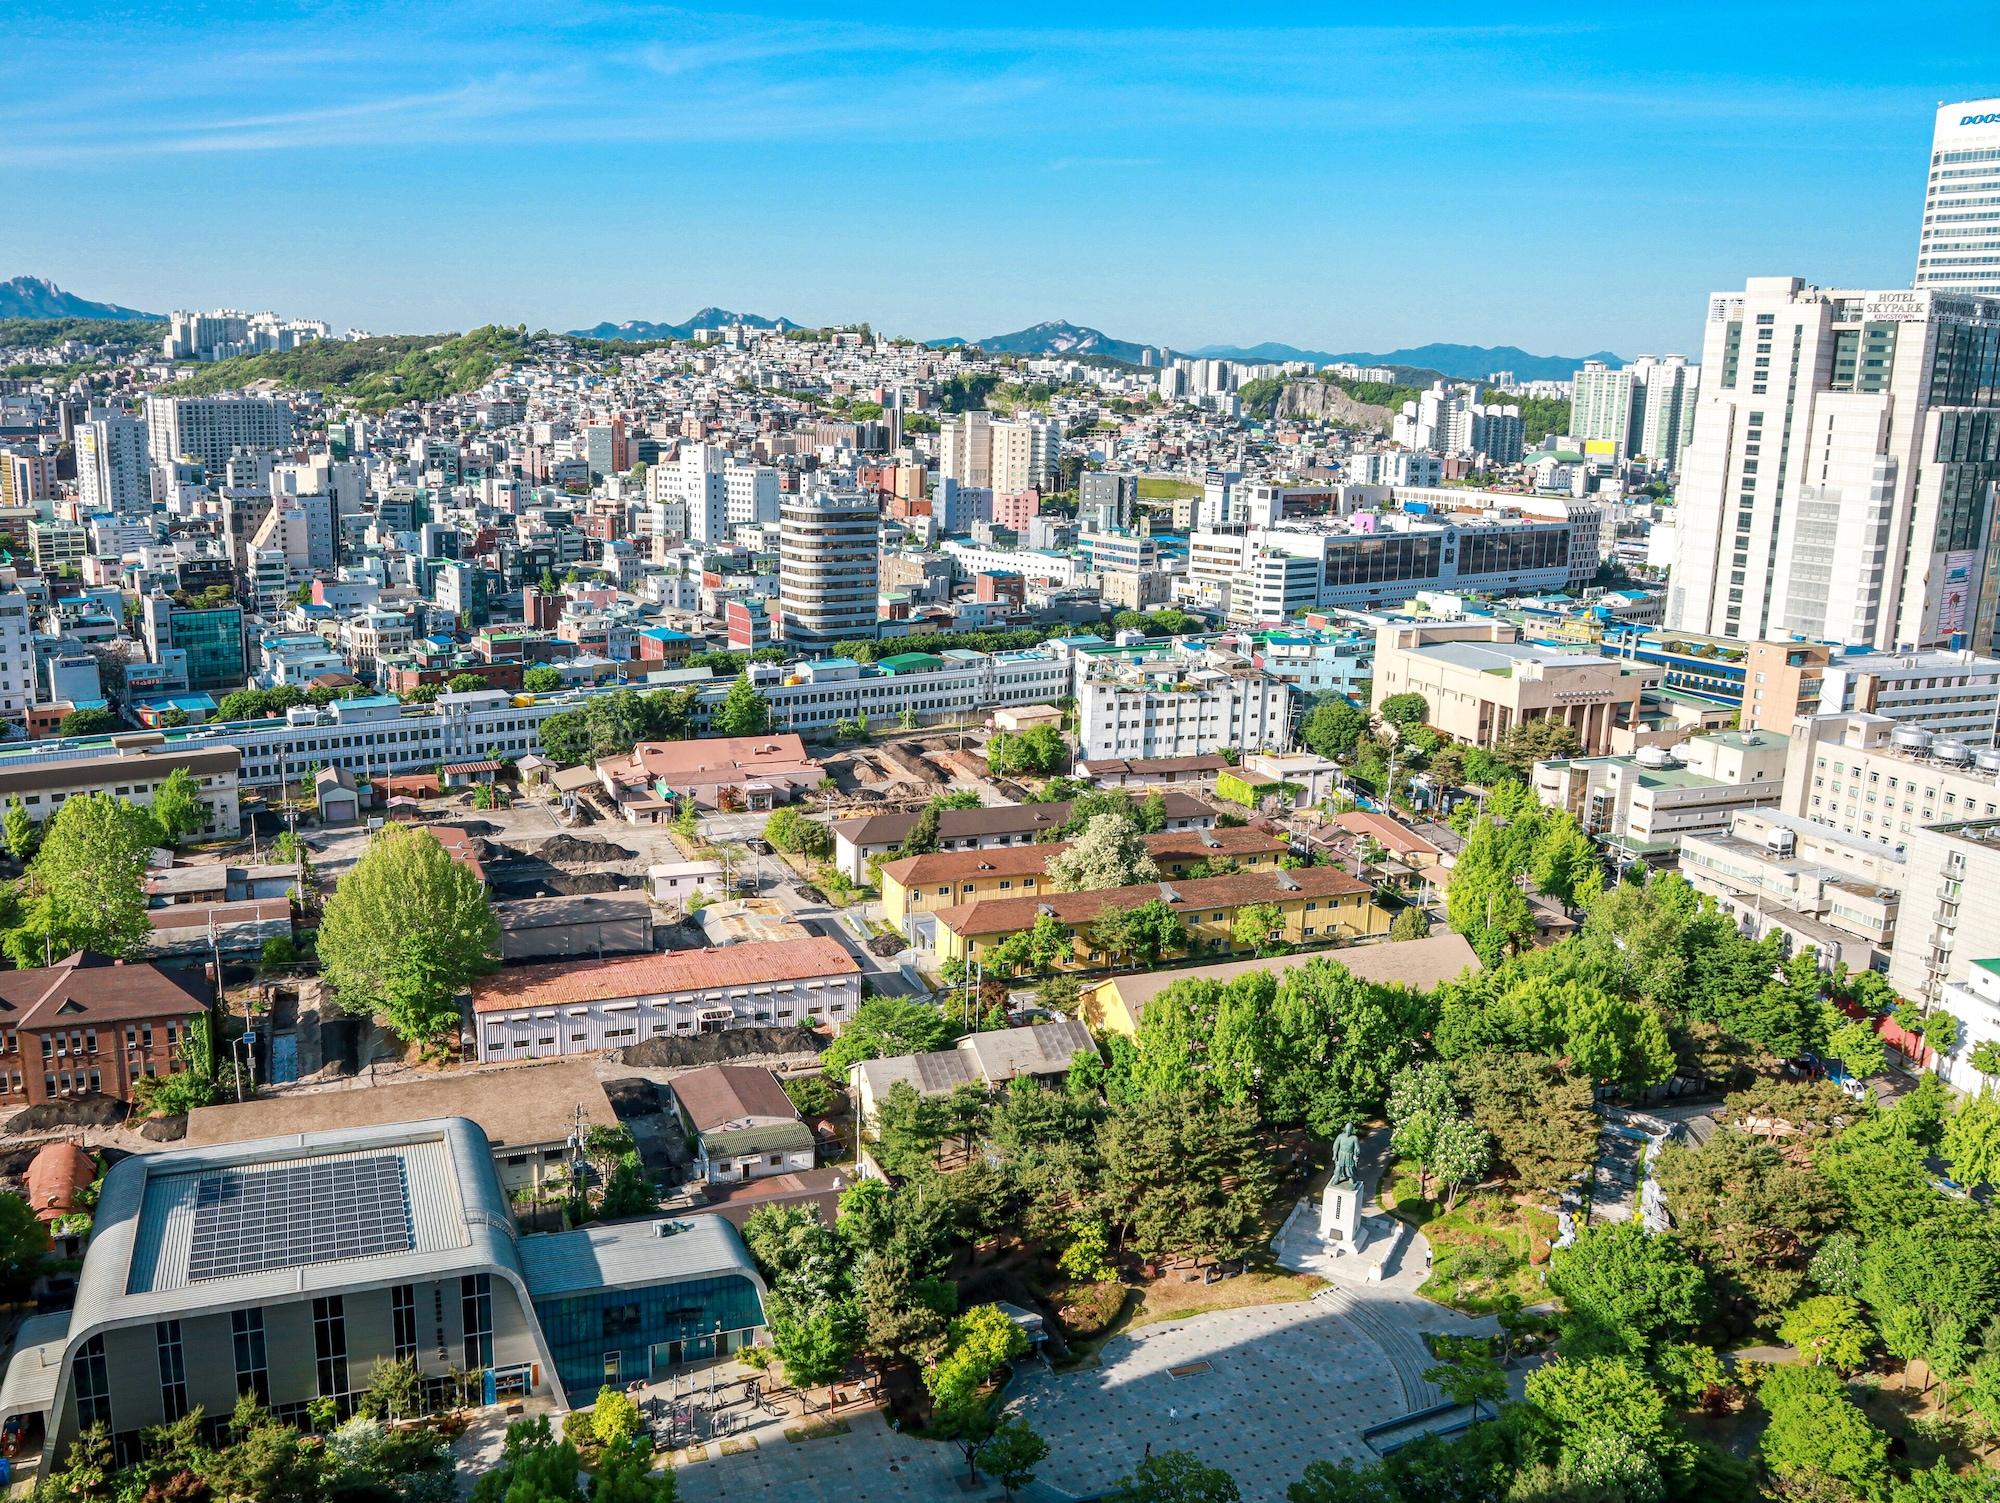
(0, 276), (161, 322)
(936, 321), (1618, 382)
(568, 307), (797, 342)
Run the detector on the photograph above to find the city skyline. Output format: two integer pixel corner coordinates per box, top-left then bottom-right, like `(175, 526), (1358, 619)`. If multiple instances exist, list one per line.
(9, 3), (2000, 352)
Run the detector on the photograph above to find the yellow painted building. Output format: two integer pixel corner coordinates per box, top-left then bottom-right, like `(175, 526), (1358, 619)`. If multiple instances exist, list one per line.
(931, 865), (1389, 973)
(878, 826), (1288, 928)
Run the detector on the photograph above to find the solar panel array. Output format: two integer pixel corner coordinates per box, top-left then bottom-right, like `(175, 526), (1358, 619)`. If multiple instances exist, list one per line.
(187, 1154), (413, 1282)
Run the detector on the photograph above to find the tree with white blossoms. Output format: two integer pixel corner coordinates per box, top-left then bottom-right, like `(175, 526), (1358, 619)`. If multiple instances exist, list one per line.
(1045, 813), (1159, 894)
(1387, 1061), (1488, 1206)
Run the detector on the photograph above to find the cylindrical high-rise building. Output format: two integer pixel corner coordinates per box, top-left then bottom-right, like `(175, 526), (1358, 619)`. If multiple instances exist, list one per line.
(779, 490), (880, 648)
(1916, 100), (2000, 298)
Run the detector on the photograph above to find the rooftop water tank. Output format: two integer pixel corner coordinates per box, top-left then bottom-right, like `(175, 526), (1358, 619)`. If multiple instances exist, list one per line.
(1892, 725), (1934, 754)
(1634, 746), (1679, 769)
(1934, 738), (1973, 766)
(1977, 748), (2000, 775)
(1766, 827), (1797, 857)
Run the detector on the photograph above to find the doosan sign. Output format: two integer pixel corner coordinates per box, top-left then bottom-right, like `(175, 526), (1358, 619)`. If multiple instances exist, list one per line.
(1963, 113), (2000, 126)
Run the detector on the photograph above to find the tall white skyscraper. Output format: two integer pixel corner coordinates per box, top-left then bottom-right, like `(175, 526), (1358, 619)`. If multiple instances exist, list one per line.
(76, 407), (151, 514)
(1667, 276), (2000, 652)
(1915, 100), (2000, 298)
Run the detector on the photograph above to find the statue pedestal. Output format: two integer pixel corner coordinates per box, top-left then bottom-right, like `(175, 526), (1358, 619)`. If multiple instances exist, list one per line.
(1318, 1178), (1366, 1250)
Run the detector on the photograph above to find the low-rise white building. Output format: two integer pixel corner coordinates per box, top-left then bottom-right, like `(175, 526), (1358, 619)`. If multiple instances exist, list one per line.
(1678, 809), (1903, 974)
(1535, 729), (1788, 860)
(1077, 658), (1293, 762)
(470, 937), (861, 1061)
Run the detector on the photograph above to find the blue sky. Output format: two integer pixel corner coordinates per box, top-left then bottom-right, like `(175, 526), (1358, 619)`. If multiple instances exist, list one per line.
(8, 2), (1998, 355)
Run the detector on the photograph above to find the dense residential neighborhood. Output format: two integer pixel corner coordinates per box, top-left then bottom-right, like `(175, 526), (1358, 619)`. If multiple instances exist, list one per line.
(0, 23), (1997, 1502)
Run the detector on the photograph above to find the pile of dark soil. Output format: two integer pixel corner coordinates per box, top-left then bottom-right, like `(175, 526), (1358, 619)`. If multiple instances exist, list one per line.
(536, 834), (637, 866)
(621, 1026), (826, 1069)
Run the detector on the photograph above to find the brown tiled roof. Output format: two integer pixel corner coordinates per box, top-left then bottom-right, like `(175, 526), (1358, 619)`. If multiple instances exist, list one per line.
(878, 825), (1286, 889)
(472, 936), (858, 1013)
(0, 952), (207, 1029)
(182, 1058), (618, 1150)
(1334, 811), (1442, 858)
(1078, 755), (1229, 776)
(1104, 932), (1481, 1022)
(931, 865), (1374, 937)
(834, 791), (1213, 847)
(670, 1064), (801, 1132)
(146, 898), (291, 930)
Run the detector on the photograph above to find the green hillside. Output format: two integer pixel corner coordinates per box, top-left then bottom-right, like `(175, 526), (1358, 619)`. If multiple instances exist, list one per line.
(169, 325), (530, 414)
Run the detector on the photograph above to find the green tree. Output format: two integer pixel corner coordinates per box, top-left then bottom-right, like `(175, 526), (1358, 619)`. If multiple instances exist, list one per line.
(537, 710), (591, 765)
(59, 706), (119, 736)
(149, 766), (209, 844)
(1451, 1050), (1597, 1198)
(1445, 817), (1536, 965)
(1523, 1355), (1690, 1498)
(1299, 698), (1370, 761)
(977, 1419), (1050, 1500)
(766, 1291), (858, 1414)
(714, 670), (771, 737)
(1779, 1295), (1874, 1372)
(591, 1384), (643, 1447)
(2, 798), (36, 861)
(1422, 1334), (1505, 1413)
(927, 1304), (1030, 1481)
(1944, 1089), (2000, 1190)
(1650, 1126), (1838, 1310)
(1528, 809), (1601, 907)
(1493, 714), (1583, 773)
(316, 825), (499, 1043)
(1045, 813), (1158, 892)
(0, 1192), (47, 1291)
(6, 791), (154, 965)
(820, 997), (957, 1078)
(470, 1416), (585, 1503)
(1388, 905), (1431, 941)
(1230, 901), (1288, 955)
(766, 805), (832, 861)
(898, 803), (943, 857)
(1757, 1363), (1888, 1499)
(987, 725), (1067, 778)
(521, 666), (563, 693)
(1545, 1219), (1708, 1357)
(1112, 1449), (1240, 1503)
(1823, 1003), (1889, 1081)
(1386, 1062), (1458, 1199)
(1377, 693), (1429, 729)
(1096, 1089), (1274, 1264)
(1122, 897), (1188, 965)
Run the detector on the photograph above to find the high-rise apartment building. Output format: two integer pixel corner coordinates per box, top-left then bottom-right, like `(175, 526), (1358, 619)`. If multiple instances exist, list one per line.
(1627, 355), (1699, 471)
(988, 416), (1060, 494)
(1915, 99), (2000, 298)
(144, 394), (294, 477)
(939, 411), (992, 489)
(779, 491), (880, 647)
(1667, 277), (2000, 652)
(1571, 361), (1636, 458)
(76, 408), (151, 514)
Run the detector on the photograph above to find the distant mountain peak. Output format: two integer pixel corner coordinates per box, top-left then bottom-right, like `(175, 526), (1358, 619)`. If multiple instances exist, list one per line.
(0, 276), (162, 322)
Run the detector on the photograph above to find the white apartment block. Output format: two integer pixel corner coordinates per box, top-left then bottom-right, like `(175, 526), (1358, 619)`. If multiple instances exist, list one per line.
(1781, 712), (2000, 851)
(0, 590), (33, 723)
(143, 394), (295, 478)
(1667, 278), (2000, 651)
(1627, 355), (1699, 471)
(1885, 814), (2000, 1007)
(75, 409), (151, 514)
(724, 463), (779, 527)
(989, 416), (1060, 494)
(1571, 361), (1636, 458)
(1077, 660), (1293, 761)
(1915, 100), (2000, 298)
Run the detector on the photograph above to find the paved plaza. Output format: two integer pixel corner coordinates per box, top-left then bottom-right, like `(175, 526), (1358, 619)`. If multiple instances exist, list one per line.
(674, 1409), (998, 1503)
(1006, 1293), (1496, 1503)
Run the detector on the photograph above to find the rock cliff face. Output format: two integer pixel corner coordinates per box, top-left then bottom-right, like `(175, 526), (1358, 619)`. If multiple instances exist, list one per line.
(1274, 381), (1393, 431)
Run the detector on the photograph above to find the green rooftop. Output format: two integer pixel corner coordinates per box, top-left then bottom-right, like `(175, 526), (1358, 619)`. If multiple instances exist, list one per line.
(877, 652), (947, 674)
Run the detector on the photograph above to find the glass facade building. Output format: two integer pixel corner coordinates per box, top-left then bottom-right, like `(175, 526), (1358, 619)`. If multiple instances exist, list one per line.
(531, 1273), (765, 1403)
(170, 606), (248, 692)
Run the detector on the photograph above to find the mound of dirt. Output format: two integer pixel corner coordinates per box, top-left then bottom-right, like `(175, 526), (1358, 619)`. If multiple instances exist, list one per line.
(139, 1115), (188, 1142)
(6, 1098), (128, 1134)
(537, 834), (638, 866)
(621, 1026), (826, 1070)
(866, 933), (907, 958)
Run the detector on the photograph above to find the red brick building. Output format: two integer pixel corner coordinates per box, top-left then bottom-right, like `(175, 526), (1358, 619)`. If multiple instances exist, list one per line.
(0, 952), (208, 1106)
